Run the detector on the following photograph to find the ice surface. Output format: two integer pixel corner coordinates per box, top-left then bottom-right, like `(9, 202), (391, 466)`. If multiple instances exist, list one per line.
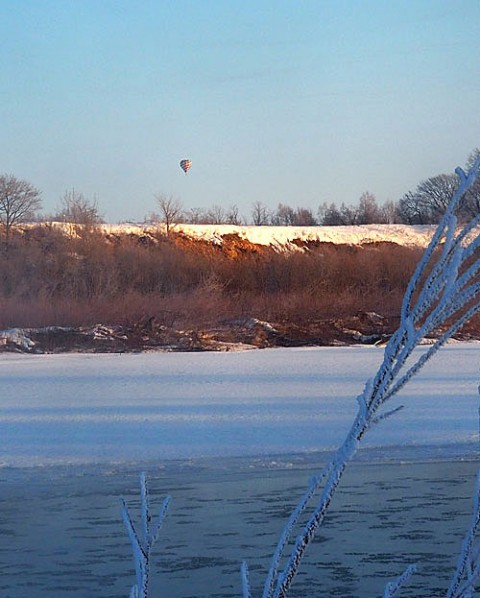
(0, 344), (478, 467)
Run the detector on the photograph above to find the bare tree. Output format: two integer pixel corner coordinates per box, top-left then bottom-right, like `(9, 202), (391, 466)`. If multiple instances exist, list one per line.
(155, 194), (183, 235)
(463, 148), (480, 217)
(206, 204), (227, 224)
(397, 190), (428, 224)
(251, 201), (270, 226)
(185, 207), (206, 224)
(356, 191), (381, 224)
(339, 202), (358, 225)
(226, 204), (242, 225)
(272, 203), (296, 226)
(398, 150), (480, 225)
(56, 189), (102, 232)
(0, 174), (42, 245)
(272, 204), (317, 226)
(381, 199), (400, 224)
(317, 201), (329, 223)
(320, 202), (343, 225)
(398, 174), (459, 224)
(418, 174), (459, 220)
(293, 207), (317, 226)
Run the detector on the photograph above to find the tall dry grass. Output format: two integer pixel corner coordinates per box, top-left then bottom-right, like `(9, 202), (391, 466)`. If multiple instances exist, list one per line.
(0, 225), (427, 329)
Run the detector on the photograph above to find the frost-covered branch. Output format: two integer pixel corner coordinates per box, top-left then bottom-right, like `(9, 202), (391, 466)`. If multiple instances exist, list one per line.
(246, 155), (480, 597)
(447, 469), (480, 597)
(242, 561), (252, 598)
(122, 472), (171, 598)
(383, 564), (417, 598)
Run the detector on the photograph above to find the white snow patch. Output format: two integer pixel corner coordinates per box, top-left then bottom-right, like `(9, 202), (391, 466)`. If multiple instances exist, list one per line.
(108, 223), (439, 248)
(22, 221), (480, 251)
(0, 329), (36, 351)
(37, 221), (440, 248)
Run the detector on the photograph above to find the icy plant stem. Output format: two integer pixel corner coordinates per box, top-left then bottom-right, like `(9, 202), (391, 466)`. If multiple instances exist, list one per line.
(241, 561), (251, 598)
(447, 471), (480, 597)
(254, 155), (480, 597)
(261, 466), (332, 598)
(122, 472), (171, 598)
(274, 405), (369, 597)
(383, 564), (417, 598)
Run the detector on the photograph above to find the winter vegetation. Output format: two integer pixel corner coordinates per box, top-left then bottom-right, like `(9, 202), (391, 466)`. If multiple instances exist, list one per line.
(0, 218), (432, 332)
(122, 473), (171, 598)
(121, 153), (480, 597)
(3, 218), (480, 348)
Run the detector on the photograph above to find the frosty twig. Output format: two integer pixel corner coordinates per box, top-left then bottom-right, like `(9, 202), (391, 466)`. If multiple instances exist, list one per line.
(383, 564), (417, 598)
(122, 472), (171, 598)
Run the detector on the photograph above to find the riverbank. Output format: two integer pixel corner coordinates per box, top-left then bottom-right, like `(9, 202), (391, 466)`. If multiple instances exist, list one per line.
(1, 311), (480, 354)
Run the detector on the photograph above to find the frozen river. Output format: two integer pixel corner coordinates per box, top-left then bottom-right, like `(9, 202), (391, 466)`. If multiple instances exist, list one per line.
(0, 344), (478, 466)
(0, 344), (479, 596)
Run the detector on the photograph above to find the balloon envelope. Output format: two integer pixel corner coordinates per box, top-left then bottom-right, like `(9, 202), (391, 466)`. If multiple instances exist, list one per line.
(180, 159), (192, 174)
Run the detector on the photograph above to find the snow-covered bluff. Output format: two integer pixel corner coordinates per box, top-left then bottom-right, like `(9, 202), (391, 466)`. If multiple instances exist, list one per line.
(101, 223), (438, 250)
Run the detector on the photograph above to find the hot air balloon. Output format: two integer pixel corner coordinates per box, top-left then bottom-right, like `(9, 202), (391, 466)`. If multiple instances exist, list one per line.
(179, 159), (192, 174)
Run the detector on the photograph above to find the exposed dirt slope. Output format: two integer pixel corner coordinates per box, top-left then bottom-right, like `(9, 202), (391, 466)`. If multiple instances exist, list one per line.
(1, 312), (478, 354)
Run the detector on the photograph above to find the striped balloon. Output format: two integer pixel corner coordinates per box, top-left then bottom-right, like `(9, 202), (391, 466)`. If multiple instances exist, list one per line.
(179, 159), (192, 174)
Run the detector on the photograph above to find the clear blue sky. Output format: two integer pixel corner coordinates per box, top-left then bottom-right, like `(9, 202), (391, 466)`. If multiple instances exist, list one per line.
(1, 0), (479, 222)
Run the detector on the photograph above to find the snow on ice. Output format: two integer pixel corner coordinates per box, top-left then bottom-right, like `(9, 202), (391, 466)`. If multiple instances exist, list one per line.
(0, 344), (478, 467)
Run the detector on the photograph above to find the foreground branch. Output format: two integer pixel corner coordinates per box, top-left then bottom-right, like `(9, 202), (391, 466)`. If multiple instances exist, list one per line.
(122, 473), (171, 597)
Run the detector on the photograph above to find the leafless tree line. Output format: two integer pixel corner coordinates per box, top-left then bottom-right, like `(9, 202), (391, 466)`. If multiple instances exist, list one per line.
(156, 149), (480, 227)
(0, 149), (478, 241)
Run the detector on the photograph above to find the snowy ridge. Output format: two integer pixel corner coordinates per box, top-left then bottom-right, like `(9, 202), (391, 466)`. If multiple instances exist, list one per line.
(103, 223), (438, 248)
(40, 221), (480, 250)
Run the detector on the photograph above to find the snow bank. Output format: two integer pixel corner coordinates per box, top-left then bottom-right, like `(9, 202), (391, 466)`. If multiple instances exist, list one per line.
(103, 223), (438, 248)
(0, 329), (36, 351)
